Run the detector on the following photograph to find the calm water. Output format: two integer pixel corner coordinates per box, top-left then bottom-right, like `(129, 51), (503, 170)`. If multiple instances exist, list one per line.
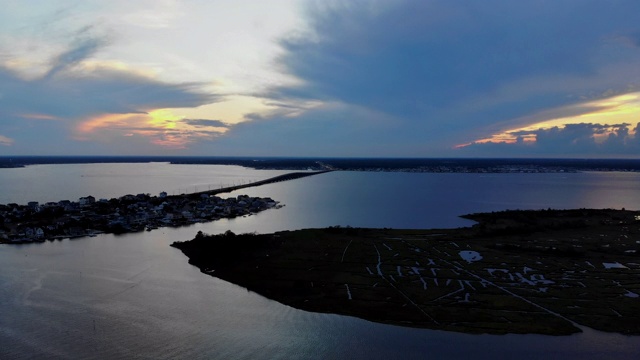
(1, 164), (639, 359)
(0, 163), (290, 204)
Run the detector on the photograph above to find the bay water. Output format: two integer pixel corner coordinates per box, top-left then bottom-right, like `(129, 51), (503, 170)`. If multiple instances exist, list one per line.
(1, 163), (639, 359)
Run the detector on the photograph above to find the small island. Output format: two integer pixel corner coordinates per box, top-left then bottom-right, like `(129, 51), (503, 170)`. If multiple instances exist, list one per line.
(172, 209), (640, 336)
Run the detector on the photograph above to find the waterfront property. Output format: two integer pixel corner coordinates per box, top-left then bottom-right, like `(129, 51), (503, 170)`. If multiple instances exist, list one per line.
(0, 192), (279, 243)
(0, 171), (335, 244)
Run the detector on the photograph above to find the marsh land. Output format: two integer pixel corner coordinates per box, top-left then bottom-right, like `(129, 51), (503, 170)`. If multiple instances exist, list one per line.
(173, 208), (640, 336)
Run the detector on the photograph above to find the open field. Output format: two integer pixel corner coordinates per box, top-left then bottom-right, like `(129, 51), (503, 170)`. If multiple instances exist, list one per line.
(172, 209), (640, 335)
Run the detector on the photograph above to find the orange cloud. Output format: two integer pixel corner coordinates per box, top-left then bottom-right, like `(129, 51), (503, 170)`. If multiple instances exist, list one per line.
(75, 109), (227, 148)
(459, 92), (640, 148)
(76, 113), (143, 134)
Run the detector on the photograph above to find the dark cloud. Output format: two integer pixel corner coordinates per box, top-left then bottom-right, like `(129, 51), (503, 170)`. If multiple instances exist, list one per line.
(0, 63), (217, 134)
(279, 0), (640, 102)
(182, 119), (229, 128)
(43, 27), (108, 80)
(247, 0), (640, 153)
(189, 105), (446, 157)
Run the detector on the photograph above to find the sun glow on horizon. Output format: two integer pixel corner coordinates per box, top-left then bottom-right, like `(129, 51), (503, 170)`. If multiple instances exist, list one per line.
(75, 108), (229, 148)
(458, 92), (640, 148)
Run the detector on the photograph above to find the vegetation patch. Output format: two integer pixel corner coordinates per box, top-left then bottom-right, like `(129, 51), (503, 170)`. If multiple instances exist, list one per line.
(172, 209), (640, 335)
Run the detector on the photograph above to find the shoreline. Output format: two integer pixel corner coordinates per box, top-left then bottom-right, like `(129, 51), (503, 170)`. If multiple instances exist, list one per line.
(2, 156), (640, 173)
(172, 208), (640, 336)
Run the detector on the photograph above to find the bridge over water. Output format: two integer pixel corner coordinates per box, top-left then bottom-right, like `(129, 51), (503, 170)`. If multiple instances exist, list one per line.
(184, 170), (333, 198)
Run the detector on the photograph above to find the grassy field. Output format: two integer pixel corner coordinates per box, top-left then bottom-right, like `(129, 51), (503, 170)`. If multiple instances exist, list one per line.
(172, 209), (640, 335)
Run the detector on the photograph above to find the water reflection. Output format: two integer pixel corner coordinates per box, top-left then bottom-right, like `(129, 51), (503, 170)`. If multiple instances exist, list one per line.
(1, 166), (640, 358)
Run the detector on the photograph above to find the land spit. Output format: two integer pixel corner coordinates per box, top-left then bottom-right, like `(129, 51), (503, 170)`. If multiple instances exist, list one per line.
(172, 209), (640, 336)
(0, 171), (330, 244)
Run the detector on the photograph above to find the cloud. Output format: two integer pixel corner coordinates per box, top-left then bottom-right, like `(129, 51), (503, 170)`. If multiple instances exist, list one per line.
(73, 110), (227, 150)
(240, 0), (640, 154)
(0, 32), (220, 150)
(5, 1), (640, 157)
(188, 102), (442, 157)
(182, 119), (229, 128)
(122, 1), (184, 29)
(1, 36), (216, 118)
(43, 26), (108, 80)
(0, 135), (14, 146)
(458, 122), (640, 156)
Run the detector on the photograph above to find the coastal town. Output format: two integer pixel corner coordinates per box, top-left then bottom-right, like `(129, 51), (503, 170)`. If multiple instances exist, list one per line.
(0, 171), (333, 245)
(0, 191), (280, 244)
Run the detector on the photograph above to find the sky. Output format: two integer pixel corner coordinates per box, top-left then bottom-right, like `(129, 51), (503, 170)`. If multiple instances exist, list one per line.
(1, 0), (640, 158)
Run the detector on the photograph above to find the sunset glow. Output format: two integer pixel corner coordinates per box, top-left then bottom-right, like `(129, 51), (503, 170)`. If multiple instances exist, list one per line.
(76, 109), (228, 148)
(459, 92), (640, 148)
(2, 1), (640, 156)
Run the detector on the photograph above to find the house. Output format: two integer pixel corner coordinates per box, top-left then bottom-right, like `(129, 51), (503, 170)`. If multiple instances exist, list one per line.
(79, 196), (95, 207)
(120, 194), (136, 201)
(24, 227), (35, 238)
(67, 227), (85, 237)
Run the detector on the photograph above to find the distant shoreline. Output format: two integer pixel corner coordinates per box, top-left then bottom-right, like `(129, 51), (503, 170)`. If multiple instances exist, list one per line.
(2, 156), (640, 173)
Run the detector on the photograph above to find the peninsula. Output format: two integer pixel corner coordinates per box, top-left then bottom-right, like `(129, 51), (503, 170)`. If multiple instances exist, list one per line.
(0, 171), (329, 244)
(172, 208), (640, 336)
